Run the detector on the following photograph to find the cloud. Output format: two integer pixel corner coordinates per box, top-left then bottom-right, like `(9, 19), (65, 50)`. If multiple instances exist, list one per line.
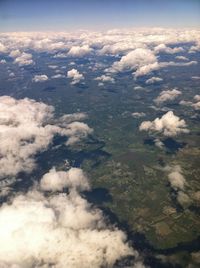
(51, 74), (65, 79)
(180, 95), (200, 110)
(192, 101), (200, 110)
(145, 77), (163, 84)
(67, 69), (84, 84)
(95, 75), (115, 83)
(166, 165), (192, 208)
(177, 191), (191, 207)
(194, 95), (200, 102)
(0, 167), (137, 268)
(32, 74), (49, 82)
(98, 41), (142, 55)
(154, 89), (182, 105)
(64, 122), (93, 145)
(134, 86), (144, 90)
(154, 138), (164, 149)
(154, 44), (184, 54)
(167, 165), (186, 191)
(175, 56), (189, 61)
(9, 49), (21, 58)
(134, 60), (197, 78)
(192, 76), (200, 80)
(48, 65), (58, 69)
(105, 44), (196, 79)
(0, 96), (92, 179)
(132, 112), (146, 118)
(14, 52), (34, 66)
(67, 45), (92, 57)
(0, 42), (7, 53)
(179, 100), (193, 107)
(139, 111), (189, 137)
(0, 28), (200, 60)
(189, 42), (200, 53)
(59, 112), (88, 124)
(192, 95), (200, 110)
(0, 59), (6, 64)
(40, 167), (90, 192)
(107, 48), (157, 74)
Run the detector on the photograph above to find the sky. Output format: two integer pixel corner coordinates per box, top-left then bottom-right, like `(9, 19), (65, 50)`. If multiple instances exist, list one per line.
(0, 0), (200, 32)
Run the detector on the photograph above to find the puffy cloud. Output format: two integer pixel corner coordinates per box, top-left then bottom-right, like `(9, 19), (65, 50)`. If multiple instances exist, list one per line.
(95, 74), (115, 83)
(0, 42), (7, 53)
(107, 48), (157, 74)
(134, 60), (197, 78)
(166, 165), (192, 208)
(192, 95), (200, 110)
(0, 96), (92, 179)
(154, 89), (182, 105)
(67, 45), (92, 57)
(9, 72), (15, 77)
(40, 167), (90, 192)
(145, 76), (163, 84)
(132, 112), (146, 118)
(14, 52), (34, 66)
(179, 100), (193, 107)
(194, 95), (200, 102)
(67, 69), (84, 84)
(154, 138), (164, 148)
(139, 111), (189, 137)
(134, 62), (159, 77)
(0, 168), (137, 268)
(51, 74), (65, 79)
(32, 74), (49, 82)
(192, 101), (200, 110)
(106, 45), (196, 79)
(193, 191), (200, 203)
(98, 41), (143, 55)
(177, 191), (191, 207)
(154, 44), (184, 54)
(189, 42), (200, 53)
(167, 165), (186, 191)
(180, 95), (200, 110)
(175, 55), (189, 61)
(9, 49), (21, 58)
(59, 112), (88, 124)
(64, 122), (93, 145)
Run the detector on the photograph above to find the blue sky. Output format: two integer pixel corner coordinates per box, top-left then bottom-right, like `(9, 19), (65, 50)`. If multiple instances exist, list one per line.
(0, 0), (200, 31)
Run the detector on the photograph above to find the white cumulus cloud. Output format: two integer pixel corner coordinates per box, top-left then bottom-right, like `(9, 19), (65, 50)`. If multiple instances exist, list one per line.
(107, 48), (157, 74)
(0, 96), (92, 179)
(168, 165), (186, 191)
(154, 44), (184, 54)
(95, 74), (115, 83)
(145, 77), (163, 84)
(154, 89), (182, 105)
(67, 45), (92, 57)
(67, 69), (84, 84)
(32, 74), (49, 82)
(0, 167), (138, 268)
(139, 111), (189, 137)
(14, 52), (34, 66)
